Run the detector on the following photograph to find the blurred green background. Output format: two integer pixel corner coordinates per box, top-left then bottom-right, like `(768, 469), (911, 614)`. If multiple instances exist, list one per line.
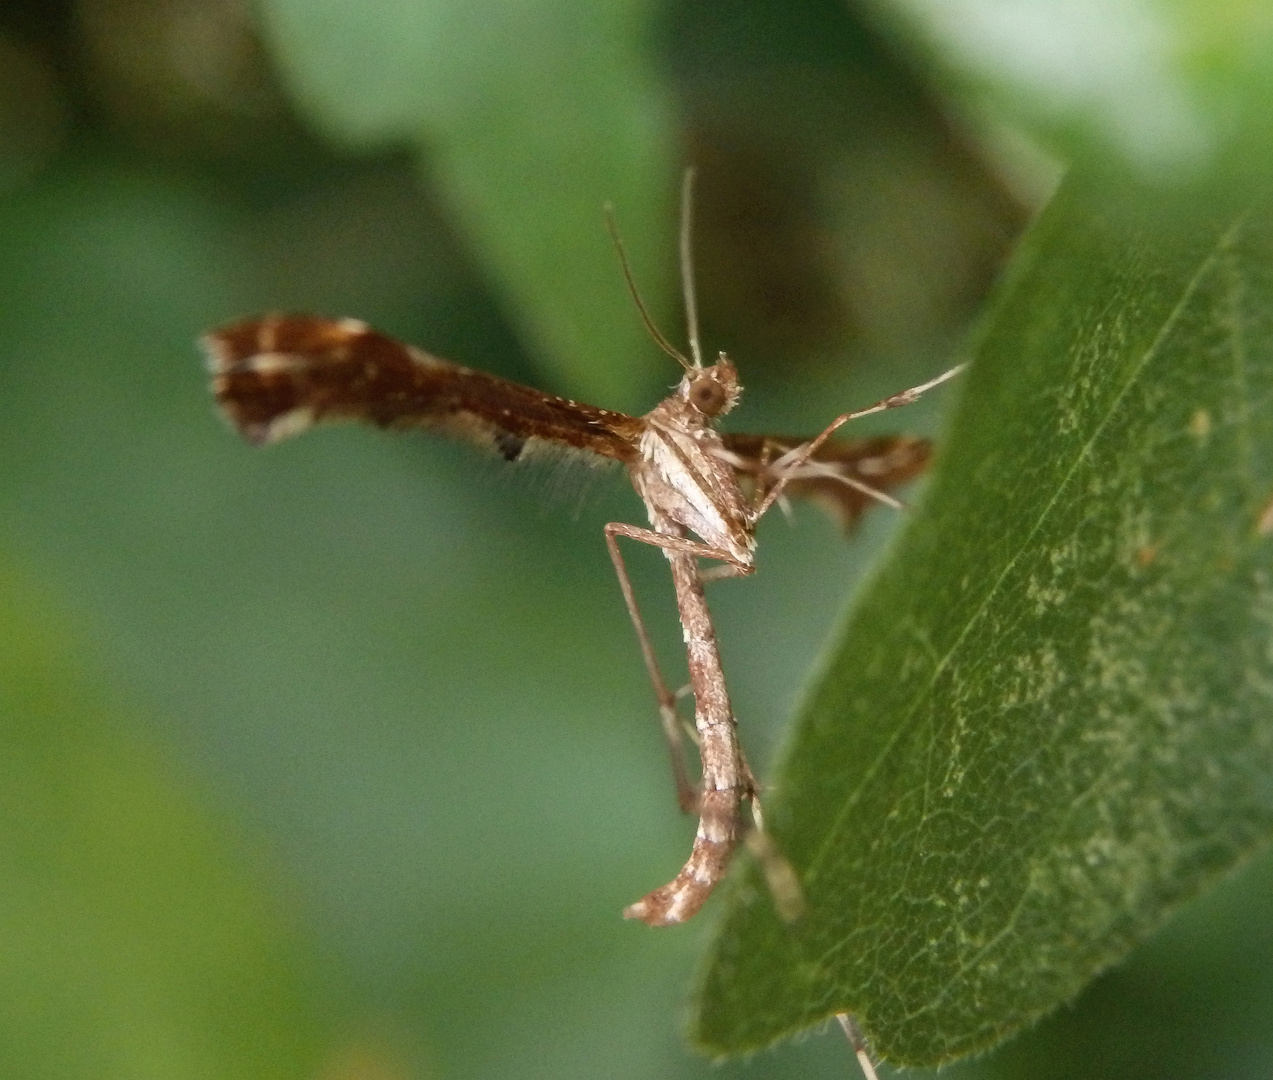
(2, 0), (1273, 1077)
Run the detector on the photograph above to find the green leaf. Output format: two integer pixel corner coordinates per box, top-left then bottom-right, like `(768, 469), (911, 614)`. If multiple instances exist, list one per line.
(692, 172), (1273, 1064)
(872, 0), (1273, 177)
(259, 0), (676, 405)
(0, 562), (326, 1080)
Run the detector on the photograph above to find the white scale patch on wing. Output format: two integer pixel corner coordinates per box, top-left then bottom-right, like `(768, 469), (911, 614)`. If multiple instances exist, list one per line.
(262, 405), (317, 443)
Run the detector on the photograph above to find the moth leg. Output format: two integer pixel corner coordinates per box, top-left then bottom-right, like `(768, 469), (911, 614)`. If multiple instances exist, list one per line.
(604, 521), (744, 567)
(744, 781), (805, 923)
(605, 525), (697, 813)
(751, 363), (965, 523)
(756, 456), (907, 515)
(749, 435), (785, 512)
(603, 522), (749, 815)
(699, 561), (750, 584)
(673, 683), (701, 747)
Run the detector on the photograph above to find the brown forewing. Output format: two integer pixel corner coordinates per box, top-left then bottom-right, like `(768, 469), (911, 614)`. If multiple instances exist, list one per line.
(721, 432), (931, 531)
(203, 315), (931, 525)
(202, 314), (644, 463)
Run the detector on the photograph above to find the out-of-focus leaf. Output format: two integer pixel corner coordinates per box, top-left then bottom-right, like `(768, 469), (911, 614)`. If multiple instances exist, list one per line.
(258, 0), (676, 406)
(660, 0), (1030, 367)
(0, 562), (325, 1080)
(692, 172), (1273, 1064)
(873, 0), (1273, 178)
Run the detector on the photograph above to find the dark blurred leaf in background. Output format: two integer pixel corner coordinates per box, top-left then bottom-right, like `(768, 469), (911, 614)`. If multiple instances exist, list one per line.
(662, 0), (1030, 368)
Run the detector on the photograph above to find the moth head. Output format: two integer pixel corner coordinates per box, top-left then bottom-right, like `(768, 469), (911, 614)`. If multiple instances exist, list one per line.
(683, 352), (740, 419)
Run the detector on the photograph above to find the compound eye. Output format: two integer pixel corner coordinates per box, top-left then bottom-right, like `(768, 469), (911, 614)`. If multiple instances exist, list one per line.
(689, 376), (727, 417)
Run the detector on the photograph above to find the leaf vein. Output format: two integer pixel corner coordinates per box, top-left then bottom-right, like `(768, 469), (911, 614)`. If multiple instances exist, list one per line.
(804, 212), (1248, 897)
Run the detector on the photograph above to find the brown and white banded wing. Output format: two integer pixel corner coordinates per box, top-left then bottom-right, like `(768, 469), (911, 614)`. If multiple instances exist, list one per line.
(721, 432), (931, 531)
(202, 314), (645, 464)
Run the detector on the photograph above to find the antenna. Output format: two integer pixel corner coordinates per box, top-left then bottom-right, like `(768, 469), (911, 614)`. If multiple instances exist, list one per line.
(679, 168), (704, 368)
(604, 204), (693, 372)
